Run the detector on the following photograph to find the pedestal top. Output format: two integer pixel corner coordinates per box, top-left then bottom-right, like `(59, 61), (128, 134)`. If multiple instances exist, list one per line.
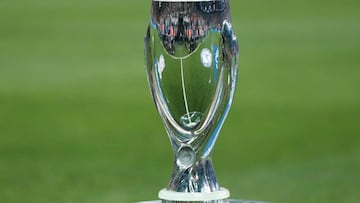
(137, 200), (269, 203)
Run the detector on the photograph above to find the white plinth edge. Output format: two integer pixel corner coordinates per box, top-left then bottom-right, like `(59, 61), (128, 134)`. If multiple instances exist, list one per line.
(158, 187), (230, 201)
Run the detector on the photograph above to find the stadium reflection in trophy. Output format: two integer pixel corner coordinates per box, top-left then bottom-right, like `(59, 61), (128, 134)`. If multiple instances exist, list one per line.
(144, 0), (240, 202)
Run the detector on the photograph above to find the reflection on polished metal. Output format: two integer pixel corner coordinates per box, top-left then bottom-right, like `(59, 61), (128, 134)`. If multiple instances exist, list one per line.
(145, 0), (239, 201)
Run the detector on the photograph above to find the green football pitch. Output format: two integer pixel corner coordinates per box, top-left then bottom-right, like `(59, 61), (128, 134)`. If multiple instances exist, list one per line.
(0, 0), (359, 202)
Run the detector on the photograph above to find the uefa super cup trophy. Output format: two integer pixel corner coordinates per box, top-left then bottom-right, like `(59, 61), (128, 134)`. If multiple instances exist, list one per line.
(144, 0), (240, 202)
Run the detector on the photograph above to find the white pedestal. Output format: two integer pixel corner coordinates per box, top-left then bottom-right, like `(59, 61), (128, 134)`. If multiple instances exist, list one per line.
(137, 200), (269, 203)
(158, 187), (230, 202)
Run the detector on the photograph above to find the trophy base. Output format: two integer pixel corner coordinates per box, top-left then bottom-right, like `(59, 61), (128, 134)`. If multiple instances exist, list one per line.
(137, 200), (268, 203)
(159, 187), (230, 202)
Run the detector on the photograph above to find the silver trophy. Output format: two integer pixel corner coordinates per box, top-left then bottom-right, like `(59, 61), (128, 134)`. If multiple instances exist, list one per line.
(144, 0), (240, 202)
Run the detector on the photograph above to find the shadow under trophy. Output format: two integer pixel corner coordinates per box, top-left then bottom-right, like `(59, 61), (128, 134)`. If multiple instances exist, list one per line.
(142, 0), (257, 202)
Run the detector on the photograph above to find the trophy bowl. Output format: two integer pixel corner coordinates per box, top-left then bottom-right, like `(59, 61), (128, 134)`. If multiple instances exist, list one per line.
(144, 0), (239, 201)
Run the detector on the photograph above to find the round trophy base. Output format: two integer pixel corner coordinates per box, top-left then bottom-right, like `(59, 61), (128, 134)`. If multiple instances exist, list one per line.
(158, 187), (230, 202)
(137, 200), (268, 203)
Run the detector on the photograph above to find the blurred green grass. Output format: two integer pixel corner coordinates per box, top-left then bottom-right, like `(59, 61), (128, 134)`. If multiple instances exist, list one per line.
(0, 0), (359, 202)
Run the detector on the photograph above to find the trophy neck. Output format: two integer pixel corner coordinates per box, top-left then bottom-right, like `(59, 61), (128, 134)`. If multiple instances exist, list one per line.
(167, 157), (220, 193)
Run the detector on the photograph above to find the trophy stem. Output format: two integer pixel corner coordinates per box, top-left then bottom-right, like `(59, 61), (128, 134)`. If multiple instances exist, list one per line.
(169, 158), (219, 192)
(158, 157), (230, 201)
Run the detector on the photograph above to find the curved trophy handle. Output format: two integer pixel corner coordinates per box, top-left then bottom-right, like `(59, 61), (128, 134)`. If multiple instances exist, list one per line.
(200, 20), (239, 159)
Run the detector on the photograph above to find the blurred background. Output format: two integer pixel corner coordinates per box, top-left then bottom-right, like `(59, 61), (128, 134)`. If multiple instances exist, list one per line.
(0, 0), (359, 202)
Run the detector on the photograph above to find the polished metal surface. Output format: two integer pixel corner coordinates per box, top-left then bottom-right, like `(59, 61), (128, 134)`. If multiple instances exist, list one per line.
(145, 0), (239, 197)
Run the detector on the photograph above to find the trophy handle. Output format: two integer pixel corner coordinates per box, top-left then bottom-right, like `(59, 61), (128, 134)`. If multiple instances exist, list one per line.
(200, 20), (239, 158)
